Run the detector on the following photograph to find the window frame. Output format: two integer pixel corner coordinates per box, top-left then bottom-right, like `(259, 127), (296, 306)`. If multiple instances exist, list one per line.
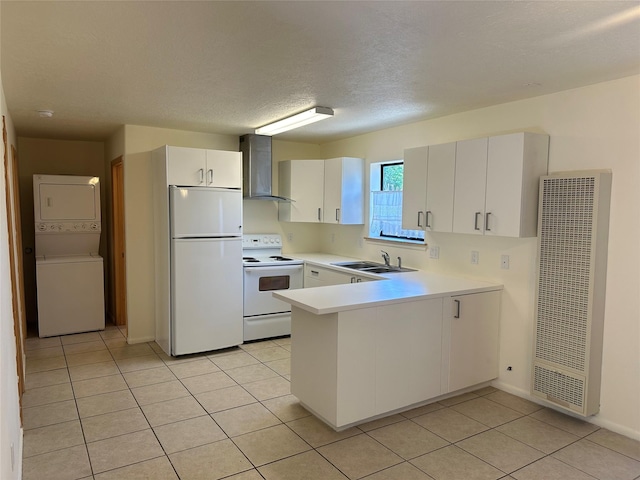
(368, 160), (425, 243)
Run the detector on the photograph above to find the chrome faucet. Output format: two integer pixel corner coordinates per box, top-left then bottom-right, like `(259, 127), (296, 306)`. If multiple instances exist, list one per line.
(381, 250), (390, 267)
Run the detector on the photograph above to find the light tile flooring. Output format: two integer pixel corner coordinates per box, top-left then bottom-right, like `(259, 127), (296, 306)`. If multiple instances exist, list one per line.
(22, 324), (640, 480)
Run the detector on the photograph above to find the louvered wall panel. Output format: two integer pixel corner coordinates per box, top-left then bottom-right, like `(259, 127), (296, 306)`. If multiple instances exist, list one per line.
(532, 171), (611, 416)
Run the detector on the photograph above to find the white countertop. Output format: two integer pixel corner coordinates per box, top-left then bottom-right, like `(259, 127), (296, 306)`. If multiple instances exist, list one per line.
(274, 253), (503, 315)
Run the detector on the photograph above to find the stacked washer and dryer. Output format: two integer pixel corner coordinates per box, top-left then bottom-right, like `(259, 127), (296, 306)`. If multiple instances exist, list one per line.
(33, 174), (105, 337)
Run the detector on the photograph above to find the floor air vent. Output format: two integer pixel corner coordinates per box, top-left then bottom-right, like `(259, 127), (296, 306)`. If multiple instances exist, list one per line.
(532, 171), (611, 416)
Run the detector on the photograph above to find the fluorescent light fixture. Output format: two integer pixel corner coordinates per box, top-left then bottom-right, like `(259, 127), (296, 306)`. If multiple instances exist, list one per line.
(255, 106), (334, 136)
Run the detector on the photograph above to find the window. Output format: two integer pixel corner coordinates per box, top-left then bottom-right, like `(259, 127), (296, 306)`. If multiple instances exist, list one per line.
(369, 161), (425, 242)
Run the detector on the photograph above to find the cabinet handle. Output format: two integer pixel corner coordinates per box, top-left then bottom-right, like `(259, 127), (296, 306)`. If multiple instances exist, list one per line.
(317, 208), (322, 221)
(310, 270), (319, 276)
(425, 211), (432, 228)
(351, 277), (356, 283)
(198, 168), (204, 184)
(485, 212), (491, 231)
(336, 208), (340, 222)
(207, 169), (213, 185)
(474, 212), (482, 231)
(417, 211), (423, 228)
(356, 278), (362, 283)
(454, 299), (461, 318)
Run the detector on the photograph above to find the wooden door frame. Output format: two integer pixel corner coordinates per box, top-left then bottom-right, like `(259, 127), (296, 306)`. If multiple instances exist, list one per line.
(111, 156), (127, 326)
(3, 116), (26, 419)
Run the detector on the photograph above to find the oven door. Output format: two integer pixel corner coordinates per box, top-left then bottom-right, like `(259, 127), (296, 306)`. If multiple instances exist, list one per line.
(243, 264), (304, 317)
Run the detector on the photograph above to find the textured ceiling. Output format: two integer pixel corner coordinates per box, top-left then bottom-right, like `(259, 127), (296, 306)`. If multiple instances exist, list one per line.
(1, 1), (639, 143)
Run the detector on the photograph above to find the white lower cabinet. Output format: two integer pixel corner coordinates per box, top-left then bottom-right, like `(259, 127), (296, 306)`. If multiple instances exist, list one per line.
(443, 291), (501, 393)
(303, 264), (373, 288)
(291, 288), (501, 430)
(374, 299), (443, 413)
(291, 299), (443, 428)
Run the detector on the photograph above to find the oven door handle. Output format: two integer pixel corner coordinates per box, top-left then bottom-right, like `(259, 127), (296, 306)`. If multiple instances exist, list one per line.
(244, 265), (304, 274)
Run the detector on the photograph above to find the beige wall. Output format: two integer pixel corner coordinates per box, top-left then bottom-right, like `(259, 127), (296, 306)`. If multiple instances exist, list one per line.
(16, 138), (106, 327)
(315, 75), (640, 438)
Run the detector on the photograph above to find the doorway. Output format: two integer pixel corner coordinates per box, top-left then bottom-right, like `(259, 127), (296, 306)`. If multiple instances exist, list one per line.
(111, 157), (127, 327)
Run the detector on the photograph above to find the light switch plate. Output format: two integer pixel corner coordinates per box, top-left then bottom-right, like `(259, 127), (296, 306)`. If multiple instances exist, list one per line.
(501, 254), (510, 269)
(471, 251), (479, 264)
(429, 246), (440, 259)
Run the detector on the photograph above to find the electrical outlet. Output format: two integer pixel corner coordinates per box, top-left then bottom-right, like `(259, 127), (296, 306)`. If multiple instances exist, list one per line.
(429, 246), (440, 259)
(471, 251), (479, 265)
(330, 233), (335, 243)
(287, 233), (293, 242)
(501, 254), (510, 269)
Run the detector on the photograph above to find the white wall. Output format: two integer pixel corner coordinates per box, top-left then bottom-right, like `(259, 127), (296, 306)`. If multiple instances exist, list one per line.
(0, 73), (23, 479)
(315, 75), (640, 439)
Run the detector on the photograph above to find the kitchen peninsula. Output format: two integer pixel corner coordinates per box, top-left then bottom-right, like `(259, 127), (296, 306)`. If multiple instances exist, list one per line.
(274, 256), (503, 431)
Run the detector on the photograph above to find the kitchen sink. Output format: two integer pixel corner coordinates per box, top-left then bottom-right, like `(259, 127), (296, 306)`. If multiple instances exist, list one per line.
(331, 261), (416, 274)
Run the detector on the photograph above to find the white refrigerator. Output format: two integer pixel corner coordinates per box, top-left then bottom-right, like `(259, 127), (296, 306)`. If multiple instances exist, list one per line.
(168, 186), (243, 355)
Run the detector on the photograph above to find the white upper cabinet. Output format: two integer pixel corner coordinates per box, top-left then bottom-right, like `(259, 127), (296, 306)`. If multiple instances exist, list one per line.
(401, 143), (456, 233)
(166, 146), (207, 186)
(401, 146), (428, 230)
(426, 142), (456, 233)
(280, 157), (364, 224)
(163, 146), (242, 188)
(324, 157), (364, 224)
(452, 132), (548, 237)
(452, 137), (489, 235)
(278, 160), (325, 223)
(484, 133), (549, 237)
(205, 149), (243, 188)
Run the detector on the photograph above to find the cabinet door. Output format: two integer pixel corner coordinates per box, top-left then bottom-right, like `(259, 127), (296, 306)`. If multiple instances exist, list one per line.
(447, 291), (501, 392)
(426, 142), (456, 233)
(484, 134), (525, 237)
(279, 160), (325, 222)
(485, 133), (549, 238)
(166, 146), (207, 186)
(324, 157), (364, 225)
(323, 158), (343, 224)
(304, 265), (352, 286)
(452, 138), (488, 235)
(376, 299), (443, 412)
(401, 147), (428, 230)
(205, 150), (242, 188)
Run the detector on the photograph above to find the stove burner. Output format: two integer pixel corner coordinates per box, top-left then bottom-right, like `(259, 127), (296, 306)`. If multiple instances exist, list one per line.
(270, 256), (293, 261)
(243, 257), (260, 263)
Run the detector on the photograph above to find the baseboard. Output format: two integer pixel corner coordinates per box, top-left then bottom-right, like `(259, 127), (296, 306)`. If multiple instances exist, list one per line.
(491, 380), (640, 441)
(126, 335), (156, 345)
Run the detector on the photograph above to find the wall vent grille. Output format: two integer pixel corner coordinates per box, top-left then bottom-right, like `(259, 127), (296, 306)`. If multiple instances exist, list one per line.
(531, 171), (611, 417)
(533, 364), (584, 409)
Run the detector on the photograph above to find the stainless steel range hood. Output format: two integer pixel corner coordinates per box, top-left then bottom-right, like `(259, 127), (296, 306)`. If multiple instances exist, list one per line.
(240, 134), (291, 202)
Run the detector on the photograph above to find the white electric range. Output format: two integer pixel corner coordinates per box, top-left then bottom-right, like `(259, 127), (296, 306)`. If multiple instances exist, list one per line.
(242, 234), (303, 341)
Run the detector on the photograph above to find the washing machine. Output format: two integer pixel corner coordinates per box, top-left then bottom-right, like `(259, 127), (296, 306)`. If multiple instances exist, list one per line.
(33, 174), (105, 337)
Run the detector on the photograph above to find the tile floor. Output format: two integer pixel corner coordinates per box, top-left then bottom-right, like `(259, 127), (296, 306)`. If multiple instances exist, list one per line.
(22, 324), (640, 480)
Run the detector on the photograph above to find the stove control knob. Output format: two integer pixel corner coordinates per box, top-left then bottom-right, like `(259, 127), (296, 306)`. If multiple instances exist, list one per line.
(274, 238), (280, 244)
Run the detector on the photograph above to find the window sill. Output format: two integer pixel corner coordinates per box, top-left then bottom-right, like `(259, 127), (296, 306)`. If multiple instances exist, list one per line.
(364, 236), (428, 250)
